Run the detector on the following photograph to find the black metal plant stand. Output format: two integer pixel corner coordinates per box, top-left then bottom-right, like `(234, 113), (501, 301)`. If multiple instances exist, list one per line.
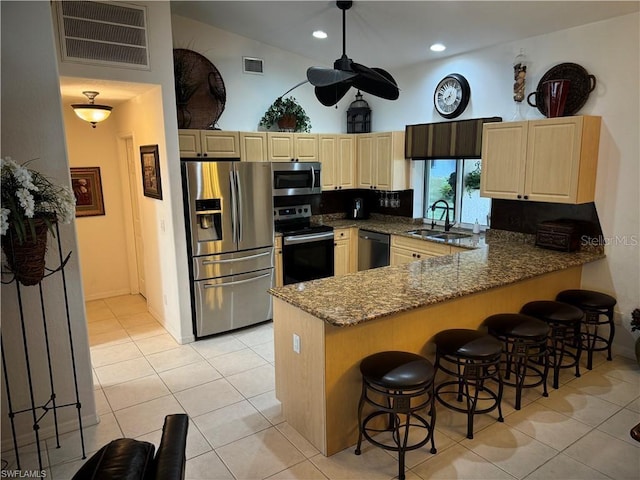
(1, 223), (85, 471)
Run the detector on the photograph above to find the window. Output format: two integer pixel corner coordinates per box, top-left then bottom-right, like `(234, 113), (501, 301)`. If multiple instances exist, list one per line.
(423, 159), (491, 229)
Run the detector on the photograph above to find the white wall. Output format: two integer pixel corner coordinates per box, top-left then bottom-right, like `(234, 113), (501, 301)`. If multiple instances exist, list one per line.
(171, 14), (349, 133)
(1, 1), (97, 450)
(57, 1), (193, 343)
(63, 105), (132, 300)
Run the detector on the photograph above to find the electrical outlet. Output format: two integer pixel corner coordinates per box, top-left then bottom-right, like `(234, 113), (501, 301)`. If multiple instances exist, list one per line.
(293, 333), (300, 354)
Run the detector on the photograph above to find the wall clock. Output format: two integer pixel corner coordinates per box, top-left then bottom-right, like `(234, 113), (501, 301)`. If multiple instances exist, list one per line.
(434, 73), (470, 119)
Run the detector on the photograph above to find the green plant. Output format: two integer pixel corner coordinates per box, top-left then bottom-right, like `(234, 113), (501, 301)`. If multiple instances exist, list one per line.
(259, 96), (311, 133)
(1, 157), (75, 244)
(465, 161), (481, 195)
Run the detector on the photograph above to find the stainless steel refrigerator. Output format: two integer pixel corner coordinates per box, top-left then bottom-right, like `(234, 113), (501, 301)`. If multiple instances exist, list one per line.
(182, 160), (274, 338)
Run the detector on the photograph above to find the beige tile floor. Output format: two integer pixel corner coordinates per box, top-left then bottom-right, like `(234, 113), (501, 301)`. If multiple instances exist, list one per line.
(4, 294), (639, 479)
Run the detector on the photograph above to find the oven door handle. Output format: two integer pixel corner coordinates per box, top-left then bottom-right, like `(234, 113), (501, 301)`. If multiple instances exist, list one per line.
(284, 231), (334, 245)
(203, 272), (272, 289)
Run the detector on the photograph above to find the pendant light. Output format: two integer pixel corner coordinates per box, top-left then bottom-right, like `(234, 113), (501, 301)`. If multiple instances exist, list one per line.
(71, 91), (112, 128)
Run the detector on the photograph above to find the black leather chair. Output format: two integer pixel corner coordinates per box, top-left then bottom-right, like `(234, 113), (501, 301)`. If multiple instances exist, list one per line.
(72, 414), (189, 480)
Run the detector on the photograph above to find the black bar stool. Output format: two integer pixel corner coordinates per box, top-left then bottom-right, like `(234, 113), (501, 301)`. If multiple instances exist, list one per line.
(483, 314), (550, 410)
(556, 289), (617, 370)
(355, 351), (437, 480)
(433, 329), (504, 439)
(521, 300), (583, 389)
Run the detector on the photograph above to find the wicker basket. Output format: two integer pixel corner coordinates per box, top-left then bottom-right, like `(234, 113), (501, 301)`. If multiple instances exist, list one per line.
(1, 217), (51, 286)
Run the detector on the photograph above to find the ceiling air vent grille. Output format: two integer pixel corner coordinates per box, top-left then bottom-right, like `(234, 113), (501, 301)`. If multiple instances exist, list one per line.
(243, 57), (264, 75)
(55, 1), (150, 70)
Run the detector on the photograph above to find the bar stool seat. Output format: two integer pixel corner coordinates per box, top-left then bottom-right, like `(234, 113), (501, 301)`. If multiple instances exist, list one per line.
(521, 300), (584, 388)
(556, 289), (617, 369)
(433, 329), (504, 439)
(355, 351), (436, 480)
(483, 314), (550, 410)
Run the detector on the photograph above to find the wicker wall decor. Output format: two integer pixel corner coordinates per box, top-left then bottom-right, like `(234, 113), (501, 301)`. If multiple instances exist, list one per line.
(173, 48), (226, 129)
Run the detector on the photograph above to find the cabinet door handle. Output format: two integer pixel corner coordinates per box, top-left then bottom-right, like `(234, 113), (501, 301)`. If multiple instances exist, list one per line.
(517, 194), (522, 199)
(523, 195), (529, 200)
(412, 253), (416, 257)
(334, 243), (337, 246)
(197, 153), (202, 157)
(203, 153), (208, 157)
(417, 254), (421, 258)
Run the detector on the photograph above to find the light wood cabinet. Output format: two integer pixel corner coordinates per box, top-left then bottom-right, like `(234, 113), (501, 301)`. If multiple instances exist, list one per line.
(240, 132), (267, 161)
(319, 135), (356, 191)
(390, 235), (453, 266)
(357, 131), (409, 191)
(274, 236), (283, 288)
(178, 130), (241, 158)
(480, 116), (600, 204)
(334, 228), (357, 275)
(267, 133), (318, 162)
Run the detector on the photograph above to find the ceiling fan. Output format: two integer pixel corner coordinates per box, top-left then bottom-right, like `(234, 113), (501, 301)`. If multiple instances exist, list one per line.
(306, 0), (400, 106)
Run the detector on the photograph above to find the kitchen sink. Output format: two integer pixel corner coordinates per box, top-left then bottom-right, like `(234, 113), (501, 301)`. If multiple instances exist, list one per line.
(405, 229), (473, 241)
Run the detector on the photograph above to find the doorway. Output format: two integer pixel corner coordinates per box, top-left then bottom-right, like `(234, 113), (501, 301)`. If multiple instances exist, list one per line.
(119, 134), (146, 298)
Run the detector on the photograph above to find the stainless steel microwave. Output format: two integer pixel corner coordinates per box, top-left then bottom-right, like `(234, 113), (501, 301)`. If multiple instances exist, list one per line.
(272, 162), (321, 196)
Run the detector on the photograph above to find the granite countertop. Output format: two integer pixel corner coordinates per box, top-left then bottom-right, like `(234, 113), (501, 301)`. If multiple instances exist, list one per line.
(269, 225), (605, 326)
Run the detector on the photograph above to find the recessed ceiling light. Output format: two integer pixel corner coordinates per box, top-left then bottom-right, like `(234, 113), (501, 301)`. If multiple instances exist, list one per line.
(430, 43), (446, 52)
(313, 30), (328, 39)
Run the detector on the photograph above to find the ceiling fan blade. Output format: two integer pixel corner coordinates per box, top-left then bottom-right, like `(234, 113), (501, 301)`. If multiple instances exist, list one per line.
(351, 63), (400, 100)
(307, 66), (357, 87)
(314, 83), (352, 107)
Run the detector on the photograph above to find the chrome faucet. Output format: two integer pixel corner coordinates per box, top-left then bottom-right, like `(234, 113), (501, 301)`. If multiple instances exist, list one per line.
(430, 200), (454, 231)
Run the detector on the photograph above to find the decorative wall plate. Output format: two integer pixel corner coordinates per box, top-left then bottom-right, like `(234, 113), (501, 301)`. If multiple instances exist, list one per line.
(173, 48), (226, 129)
(531, 62), (596, 117)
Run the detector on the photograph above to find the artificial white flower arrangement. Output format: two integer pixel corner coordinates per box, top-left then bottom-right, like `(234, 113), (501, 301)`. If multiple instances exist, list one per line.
(1, 157), (75, 244)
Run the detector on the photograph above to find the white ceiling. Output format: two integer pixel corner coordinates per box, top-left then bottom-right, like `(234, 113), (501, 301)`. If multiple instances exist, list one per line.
(60, 1), (639, 103)
(170, 1), (639, 69)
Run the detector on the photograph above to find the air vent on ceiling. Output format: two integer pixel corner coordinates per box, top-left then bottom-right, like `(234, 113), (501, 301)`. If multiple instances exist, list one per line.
(243, 57), (264, 75)
(54, 1), (150, 70)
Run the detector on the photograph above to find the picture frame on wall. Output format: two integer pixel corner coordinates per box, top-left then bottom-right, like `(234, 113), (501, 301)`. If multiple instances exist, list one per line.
(70, 167), (105, 217)
(140, 144), (163, 200)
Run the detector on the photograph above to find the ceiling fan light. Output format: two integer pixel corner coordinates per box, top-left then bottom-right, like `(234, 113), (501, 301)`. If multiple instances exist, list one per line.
(71, 91), (113, 128)
(430, 43), (446, 52)
(312, 30), (327, 39)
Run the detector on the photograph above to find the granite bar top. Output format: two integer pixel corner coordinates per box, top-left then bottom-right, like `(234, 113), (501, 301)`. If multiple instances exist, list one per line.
(269, 227), (605, 326)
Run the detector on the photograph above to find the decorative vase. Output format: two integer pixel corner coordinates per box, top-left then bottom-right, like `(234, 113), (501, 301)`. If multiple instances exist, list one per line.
(1, 217), (52, 286)
(277, 115), (297, 132)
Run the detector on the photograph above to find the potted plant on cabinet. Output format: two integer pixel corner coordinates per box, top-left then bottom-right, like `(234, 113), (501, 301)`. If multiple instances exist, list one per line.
(259, 96), (311, 133)
(1, 157), (76, 285)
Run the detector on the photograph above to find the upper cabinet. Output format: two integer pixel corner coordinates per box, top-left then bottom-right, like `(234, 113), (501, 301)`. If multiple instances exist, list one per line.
(240, 132), (268, 162)
(405, 117), (502, 159)
(357, 131), (409, 191)
(319, 134), (356, 191)
(267, 133), (318, 162)
(178, 130), (240, 158)
(480, 116), (601, 204)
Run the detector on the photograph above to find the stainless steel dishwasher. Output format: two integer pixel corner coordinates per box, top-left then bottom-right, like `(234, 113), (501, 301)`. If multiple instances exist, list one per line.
(358, 230), (390, 271)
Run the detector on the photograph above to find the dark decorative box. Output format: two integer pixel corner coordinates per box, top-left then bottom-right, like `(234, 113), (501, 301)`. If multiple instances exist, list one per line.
(535, 220), (582, 252)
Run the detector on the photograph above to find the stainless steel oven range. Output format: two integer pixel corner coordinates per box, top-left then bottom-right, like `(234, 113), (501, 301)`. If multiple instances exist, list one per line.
(274, 204), (334, 285)
(182, 159), (274, 338)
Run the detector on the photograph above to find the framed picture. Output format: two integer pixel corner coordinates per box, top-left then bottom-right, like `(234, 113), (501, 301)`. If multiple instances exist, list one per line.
(140, 144), (162, 200)
(70, 167), (105, 217)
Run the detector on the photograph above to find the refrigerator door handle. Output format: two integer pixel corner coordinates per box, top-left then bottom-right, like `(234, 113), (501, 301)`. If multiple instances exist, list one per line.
(229, 170), (238, 243)
(202, 251), (271, 265)
(234, 167), (243, 243)
(203, 272), (272, 289)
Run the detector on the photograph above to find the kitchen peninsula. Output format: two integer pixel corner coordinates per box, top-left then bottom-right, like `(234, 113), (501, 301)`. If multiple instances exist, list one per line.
(269, 231), (605, 456)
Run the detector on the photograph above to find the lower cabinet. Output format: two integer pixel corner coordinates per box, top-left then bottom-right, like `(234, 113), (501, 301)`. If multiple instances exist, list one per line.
(390, 235), (454, 265)
(334, 228), (357, 275)
(275, 236), (283, 287)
